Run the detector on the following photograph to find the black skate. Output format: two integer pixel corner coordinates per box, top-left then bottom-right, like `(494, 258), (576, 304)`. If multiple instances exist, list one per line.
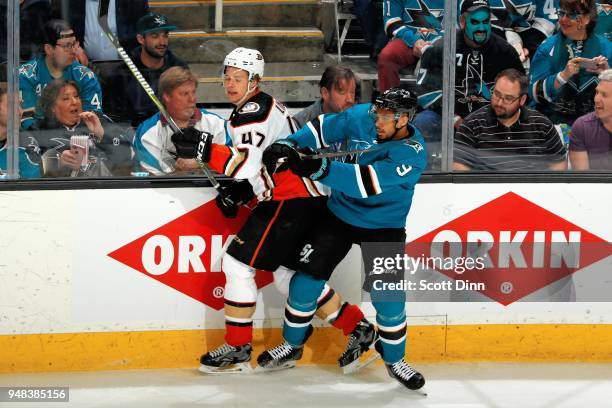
(256, 341), (304, 372)
(199, 343), (252, 374)
(256, 325), (314, 372)
(375, 341), (427, 394)
(338, 318), (380, 374)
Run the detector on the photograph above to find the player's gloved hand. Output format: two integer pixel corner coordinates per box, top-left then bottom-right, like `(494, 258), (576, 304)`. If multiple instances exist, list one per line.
(262, 139), (299, 174)
(289, 147), (330, 181)
(215, 180), (255, 218)
(171, 127), (200, 158)
(171, 128), (212, 159)
(195, 131), (214, 163)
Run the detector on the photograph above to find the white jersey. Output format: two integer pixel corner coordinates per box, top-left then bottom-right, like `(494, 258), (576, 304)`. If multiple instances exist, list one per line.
(133, 108), (230, 175)
(223, 91), (329, 201)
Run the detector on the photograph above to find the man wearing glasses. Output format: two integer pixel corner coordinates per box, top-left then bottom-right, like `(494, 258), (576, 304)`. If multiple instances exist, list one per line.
(19, 19), (102, 129)
(454, 68), (567, 171)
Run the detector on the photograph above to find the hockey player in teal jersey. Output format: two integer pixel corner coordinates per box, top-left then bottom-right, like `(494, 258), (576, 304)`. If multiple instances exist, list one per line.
(257, 88), (427, 392)
(19, 20), (102, 129)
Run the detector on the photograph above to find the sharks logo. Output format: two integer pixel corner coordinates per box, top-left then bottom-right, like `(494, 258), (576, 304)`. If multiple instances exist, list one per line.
(342, 140), (374, 164)
(404, 0), (444, 39)
(19, 62), (37, 79)
(490, 0), (536, 31)
(75, 65), (95, 81)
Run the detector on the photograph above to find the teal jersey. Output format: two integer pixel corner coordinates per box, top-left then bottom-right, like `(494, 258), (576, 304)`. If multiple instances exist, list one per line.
(383, 0), (445, 47)
(595, 1), (612, 42)
(0, 142), (41, 178)
(288, 103), (427, 229)
(19, 55), (102, 129)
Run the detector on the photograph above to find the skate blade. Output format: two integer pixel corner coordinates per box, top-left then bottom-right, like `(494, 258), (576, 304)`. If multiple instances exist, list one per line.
(411, 387), (428, 397)
(198, 362), (253, 374)
(341, 349), (381, 375)
(253, 360), (297, 373)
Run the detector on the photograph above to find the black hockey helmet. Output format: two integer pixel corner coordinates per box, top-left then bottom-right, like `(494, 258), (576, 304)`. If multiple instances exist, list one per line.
(373, 87), (418, 122)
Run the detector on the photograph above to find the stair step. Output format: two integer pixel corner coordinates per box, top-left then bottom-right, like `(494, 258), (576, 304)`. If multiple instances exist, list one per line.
(150, 0), (319, 30)
(169, 28), (324, 63)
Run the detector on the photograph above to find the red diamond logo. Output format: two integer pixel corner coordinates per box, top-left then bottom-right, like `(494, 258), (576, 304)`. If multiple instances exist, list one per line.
(407, 192), (612, 305)
(108, 200), (273, 310)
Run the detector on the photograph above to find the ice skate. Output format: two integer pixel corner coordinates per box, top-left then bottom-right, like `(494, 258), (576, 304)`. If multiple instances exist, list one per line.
(199, 343), (253, 374)
(375, 341), (427, 394)
(256, 341), (305, 372)
(256, 324), (314, 372)
(338, 318), (380, 374)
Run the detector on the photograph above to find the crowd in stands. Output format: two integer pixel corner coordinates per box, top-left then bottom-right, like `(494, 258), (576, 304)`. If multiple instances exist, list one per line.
(0, 0), (610, 179)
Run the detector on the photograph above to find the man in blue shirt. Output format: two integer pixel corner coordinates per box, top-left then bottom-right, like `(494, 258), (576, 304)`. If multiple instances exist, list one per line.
(256, 88), (427, 392)
(19, 19), (103, 129)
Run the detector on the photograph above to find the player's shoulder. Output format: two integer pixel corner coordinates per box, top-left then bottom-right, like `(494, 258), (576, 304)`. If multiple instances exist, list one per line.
(337, 103), (370, 122)
(230, 91), (274, 127)
(391, 128), (427, 158)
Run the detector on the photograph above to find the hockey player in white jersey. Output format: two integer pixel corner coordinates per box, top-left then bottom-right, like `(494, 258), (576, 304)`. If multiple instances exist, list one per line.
(186, 48), (379, 374)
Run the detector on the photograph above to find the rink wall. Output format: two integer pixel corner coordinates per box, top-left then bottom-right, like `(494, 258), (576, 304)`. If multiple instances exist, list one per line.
(1, 184), (611, 373)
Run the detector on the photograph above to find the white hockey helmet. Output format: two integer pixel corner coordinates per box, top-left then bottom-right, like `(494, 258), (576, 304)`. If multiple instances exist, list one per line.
(223, 47), (265, 82)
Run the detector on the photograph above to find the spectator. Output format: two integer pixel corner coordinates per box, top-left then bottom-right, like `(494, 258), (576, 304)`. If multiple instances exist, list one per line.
(418, 0), (524, 123)
(67, 0), (149, 61)
(529, 0), (612, 125)
(132, 66), (228, 175)
(19, 19), (103, 129)
(413, 0), (524, 169)
(0, 85), (41, 178)
(489, 0), (558, 64)
(454, 69), (567, 171)
(105, 12), (187, 127)
(377, 0), (444, 92)
(30, 79), (131, 177)
(569, 68), (612, 169)
(293, 65), (357, 128)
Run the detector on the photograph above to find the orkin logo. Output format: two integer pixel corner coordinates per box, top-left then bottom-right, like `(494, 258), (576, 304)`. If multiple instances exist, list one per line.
(407, 192), (612, 305)
(108, 199), (273, 310)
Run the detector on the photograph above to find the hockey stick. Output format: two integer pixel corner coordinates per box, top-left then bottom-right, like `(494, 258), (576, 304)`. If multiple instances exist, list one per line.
(307, 146), (380, 160)
(276, 145), (381, 164)
(97, 0), (221, 190)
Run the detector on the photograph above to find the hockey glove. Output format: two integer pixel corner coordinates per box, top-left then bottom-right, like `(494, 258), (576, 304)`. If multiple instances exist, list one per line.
(195, 131), (214, 163)
(289, 147), (330, 181)
(215, 179), (255, 218)
(262, 139), (300, 174)
(171, 127), (211, 159)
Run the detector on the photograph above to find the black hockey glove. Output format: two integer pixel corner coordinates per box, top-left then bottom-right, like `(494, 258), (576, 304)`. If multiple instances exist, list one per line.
(195, 131), (214, 164)
(171, 128), (212, 159)
(215, 179), (255, 218)
(262, 139), (300, 174)
(289, 147), (331, 181)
